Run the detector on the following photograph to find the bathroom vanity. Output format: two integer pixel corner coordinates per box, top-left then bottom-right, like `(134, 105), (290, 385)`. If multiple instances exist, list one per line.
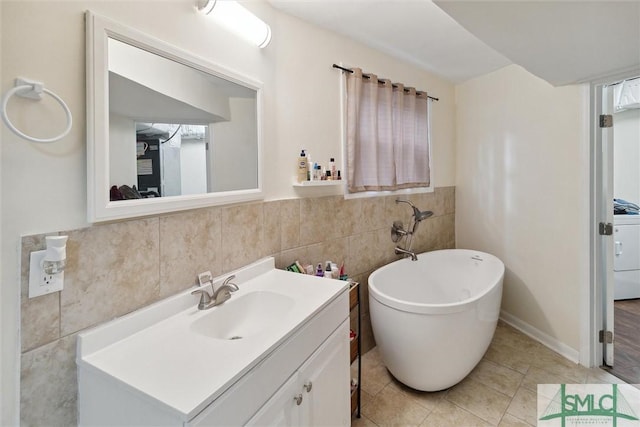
(77, 257), (350, 426)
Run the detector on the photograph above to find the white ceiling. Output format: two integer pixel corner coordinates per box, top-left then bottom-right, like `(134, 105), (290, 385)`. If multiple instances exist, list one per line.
(435, 1), (640, 86)
(267, 0), (512, 83)
(267, 0), (640, 86)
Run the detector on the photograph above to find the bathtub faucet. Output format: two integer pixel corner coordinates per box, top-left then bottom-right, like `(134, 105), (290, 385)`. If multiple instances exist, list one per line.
(395, 246), (418, 261)
(395, 199), (433, 235)
(392, 199), (432, 261)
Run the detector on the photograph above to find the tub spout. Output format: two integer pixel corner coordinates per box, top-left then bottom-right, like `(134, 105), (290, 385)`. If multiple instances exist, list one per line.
(395, 246), (417, 261)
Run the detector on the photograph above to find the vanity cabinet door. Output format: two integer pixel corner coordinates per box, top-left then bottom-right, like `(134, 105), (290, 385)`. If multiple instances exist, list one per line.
(245, 320), (350, 427)
(245, 373), (300, 427)
(299, 320), (350, 427)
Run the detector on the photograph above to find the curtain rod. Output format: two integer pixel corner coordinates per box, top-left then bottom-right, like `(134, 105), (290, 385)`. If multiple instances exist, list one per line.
(608, 75), (640, 87)
(332, 64), (439, 101)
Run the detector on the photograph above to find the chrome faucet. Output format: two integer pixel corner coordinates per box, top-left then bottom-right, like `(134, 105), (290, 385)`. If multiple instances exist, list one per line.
(191, 274), (239, 310)
(395, 246), (418, 261)
(391, 199), (432, 262)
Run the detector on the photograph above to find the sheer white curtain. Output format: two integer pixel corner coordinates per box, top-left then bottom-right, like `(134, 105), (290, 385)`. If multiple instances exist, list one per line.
(346, 68), (430, 193)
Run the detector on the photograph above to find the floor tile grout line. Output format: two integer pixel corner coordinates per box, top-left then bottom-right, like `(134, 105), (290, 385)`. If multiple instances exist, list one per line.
(500, 368), (532, 426)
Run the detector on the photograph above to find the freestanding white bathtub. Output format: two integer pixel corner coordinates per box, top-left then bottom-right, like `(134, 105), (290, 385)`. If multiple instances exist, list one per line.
(368, 249), (504, 391)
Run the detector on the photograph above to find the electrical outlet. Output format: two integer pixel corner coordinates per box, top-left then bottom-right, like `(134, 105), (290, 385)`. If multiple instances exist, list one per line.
(28, 250), (64, 298)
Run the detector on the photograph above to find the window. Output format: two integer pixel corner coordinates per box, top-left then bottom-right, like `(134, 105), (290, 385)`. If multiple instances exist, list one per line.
(344, 68), (431, 194)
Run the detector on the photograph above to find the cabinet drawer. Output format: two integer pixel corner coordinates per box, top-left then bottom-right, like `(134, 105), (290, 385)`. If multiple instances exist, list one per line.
(349, 282), (359, 310)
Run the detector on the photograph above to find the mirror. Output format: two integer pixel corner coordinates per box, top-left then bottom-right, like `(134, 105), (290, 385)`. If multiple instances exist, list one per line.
(86, 11), (263, 222)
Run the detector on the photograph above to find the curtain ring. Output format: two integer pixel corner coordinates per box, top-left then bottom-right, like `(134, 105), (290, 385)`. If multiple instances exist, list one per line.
(1, 82), (73, 143)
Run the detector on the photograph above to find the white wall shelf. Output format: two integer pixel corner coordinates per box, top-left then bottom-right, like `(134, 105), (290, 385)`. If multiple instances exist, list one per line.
(293, 180), (343, 188)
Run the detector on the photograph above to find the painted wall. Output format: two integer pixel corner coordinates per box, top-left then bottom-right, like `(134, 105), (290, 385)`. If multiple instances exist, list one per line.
(108, 38), (231, 121)
(211, 97), (258, 192)
(455, 65), (589, 355)
(0, 1), (455, 423)
(180, 139), (208, 195)
(162, 134), (185, 196)
(109, 113), (137, 187)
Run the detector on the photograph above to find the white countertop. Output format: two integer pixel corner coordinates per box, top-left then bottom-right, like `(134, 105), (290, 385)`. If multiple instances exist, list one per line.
(77, 258), (348, 420)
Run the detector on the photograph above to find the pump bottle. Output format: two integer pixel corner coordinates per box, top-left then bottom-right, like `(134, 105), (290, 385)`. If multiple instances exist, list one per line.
(298, 150), (308, 182)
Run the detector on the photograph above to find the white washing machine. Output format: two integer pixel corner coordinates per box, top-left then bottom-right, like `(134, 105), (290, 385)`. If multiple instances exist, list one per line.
(614, 215), (640, 300)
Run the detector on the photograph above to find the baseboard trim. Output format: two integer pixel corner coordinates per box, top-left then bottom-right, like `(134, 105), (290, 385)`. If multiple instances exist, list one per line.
(500, 310), (580, 364)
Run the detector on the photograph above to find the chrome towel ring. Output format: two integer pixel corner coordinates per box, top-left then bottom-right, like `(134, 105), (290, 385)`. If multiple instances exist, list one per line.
(1, 77), (72, 143)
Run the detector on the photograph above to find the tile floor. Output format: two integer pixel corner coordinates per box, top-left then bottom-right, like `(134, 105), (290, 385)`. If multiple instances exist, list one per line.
(351, 321), (625, 426)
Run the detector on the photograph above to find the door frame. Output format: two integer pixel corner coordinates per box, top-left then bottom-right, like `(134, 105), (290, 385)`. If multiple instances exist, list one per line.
(586, 70), (640, 368)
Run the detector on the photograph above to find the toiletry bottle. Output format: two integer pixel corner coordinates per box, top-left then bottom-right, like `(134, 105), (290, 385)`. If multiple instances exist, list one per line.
(298, 150), (308, 182)
(316, 263), (324, 277)
(329, 158), (336, 180)
(331, 266), (339, 279)
(324, 262), (332, 278)
(339, 262), (347, 280)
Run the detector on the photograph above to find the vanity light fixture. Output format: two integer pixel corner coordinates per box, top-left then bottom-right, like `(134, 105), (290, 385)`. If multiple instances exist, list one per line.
(197, 0), (272, 48)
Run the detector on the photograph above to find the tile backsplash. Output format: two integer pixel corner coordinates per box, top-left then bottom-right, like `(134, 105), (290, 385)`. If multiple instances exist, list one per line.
(19, 188), (454, 426)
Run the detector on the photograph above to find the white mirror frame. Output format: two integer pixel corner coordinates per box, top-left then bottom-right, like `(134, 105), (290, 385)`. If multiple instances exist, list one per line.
(86, 11), (264, 223)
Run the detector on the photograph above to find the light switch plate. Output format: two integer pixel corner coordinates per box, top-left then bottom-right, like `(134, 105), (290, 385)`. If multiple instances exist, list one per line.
(28, 250), (64, 298)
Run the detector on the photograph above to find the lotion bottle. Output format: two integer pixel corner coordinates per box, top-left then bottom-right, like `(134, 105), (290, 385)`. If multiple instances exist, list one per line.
(329, 158), (337, 180)
(298, 150), (308, 182)
(324, 262), (333, 278)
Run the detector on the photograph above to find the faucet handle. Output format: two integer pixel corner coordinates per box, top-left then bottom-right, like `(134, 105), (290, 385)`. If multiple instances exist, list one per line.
(198, 271), (213, 287)
(191, 289), (212, 309)
(222, 274), (239, 291)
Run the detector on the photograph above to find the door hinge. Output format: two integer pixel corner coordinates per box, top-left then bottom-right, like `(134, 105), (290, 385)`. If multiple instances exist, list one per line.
(599, 114), (613, 128)
(599, 330), (614, 344)
(599, 222), (613, 236)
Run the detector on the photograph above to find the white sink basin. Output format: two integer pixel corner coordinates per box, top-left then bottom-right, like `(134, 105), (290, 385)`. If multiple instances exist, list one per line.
(190, 291), (294, 340)
(77, 258), (348, 420)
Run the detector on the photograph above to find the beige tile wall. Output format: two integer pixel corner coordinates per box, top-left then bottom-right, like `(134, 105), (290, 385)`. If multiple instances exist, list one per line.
(19, 188), (454, 426)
